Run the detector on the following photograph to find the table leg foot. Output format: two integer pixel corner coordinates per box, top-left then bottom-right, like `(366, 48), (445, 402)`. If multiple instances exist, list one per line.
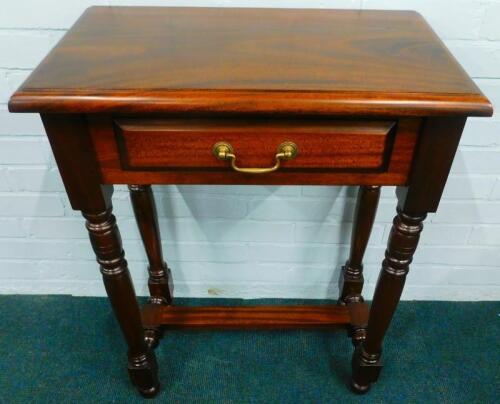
(128, 351), (160, 398)
(129, 185), (173, 348)
(351, 344), (382, 393)
(350, 380), (371, 394)
(351, 208), (425, 392)
(83, 207), (161, 396)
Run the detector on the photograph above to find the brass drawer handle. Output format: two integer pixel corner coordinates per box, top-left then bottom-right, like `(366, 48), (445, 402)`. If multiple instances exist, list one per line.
(212, 141), (298, 174)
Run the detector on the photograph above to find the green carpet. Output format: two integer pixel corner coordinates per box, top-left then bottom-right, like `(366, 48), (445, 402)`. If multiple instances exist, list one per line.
(0, 296), (498, 403)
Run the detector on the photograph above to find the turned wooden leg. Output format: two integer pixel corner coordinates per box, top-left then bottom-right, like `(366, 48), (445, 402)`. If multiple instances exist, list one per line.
(129, 185), (173, 347)
(339, 185), (381, 304)
(351, 208), (426, 393)
(84, 207), (160, 398)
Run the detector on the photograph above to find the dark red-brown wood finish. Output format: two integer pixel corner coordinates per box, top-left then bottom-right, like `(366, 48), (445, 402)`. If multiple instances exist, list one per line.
(129, 184), (173, 348)
(9, 6), (492, 398)
(9, 7), (491, 117)
(339, 186), (381, 306)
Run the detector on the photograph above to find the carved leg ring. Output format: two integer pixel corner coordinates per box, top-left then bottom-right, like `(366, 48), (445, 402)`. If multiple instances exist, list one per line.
(339, 186), (380, 344)
(339, 186), (381, 305)
(84, 208), (160, 397)
(129, 185), (173, 348)
(351, 208), (426, 393)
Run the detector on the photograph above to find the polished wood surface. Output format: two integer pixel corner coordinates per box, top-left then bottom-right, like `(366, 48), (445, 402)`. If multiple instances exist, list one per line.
(339, 186), (381, 305)
(91, 117), (420, 186)
(83, 206), (159, 397)
(129, 185), (173, 347)
(10, 6), (493, 398)
(116, 119), (394, 171)
(9, 7), (492, 117)
(351, 209), (426, 393)
(129, 185), (173, 305)
(142, 303), (369, 330)
(396, 117), (467, 213)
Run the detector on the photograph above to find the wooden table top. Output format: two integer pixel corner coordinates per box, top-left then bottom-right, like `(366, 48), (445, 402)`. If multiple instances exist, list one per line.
(9, 7), (492, 117)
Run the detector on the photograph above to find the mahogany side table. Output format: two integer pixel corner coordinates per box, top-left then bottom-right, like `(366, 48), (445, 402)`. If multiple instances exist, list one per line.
(9, 7), (492, 397)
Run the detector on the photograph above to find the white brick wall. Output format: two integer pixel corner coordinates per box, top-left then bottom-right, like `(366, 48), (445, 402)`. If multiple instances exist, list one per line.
(0, 1), (499, 300)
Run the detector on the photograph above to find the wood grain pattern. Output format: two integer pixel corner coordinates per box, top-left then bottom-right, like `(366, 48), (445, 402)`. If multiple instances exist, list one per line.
(397, 117), (468, 213)
(40, 114), (113, 211)
(9, 6), (493, 397)
(141, 304), (358, 329)
(90, 117), (420, 185)
(83, 206), (159, 397)
(8, 7), (492, 117)
(115, 119), (395, 171)
(339, 185), (381, 305)
(351, 209), (426, 393)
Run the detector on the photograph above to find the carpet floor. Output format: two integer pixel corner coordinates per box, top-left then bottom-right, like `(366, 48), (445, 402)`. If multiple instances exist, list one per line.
(0, 296), (498, 403)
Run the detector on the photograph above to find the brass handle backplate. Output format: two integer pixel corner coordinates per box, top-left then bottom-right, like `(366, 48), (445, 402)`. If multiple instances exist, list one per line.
(212, 141), (298, 174)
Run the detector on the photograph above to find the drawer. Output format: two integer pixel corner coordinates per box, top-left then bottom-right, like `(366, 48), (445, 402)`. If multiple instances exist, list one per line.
(90, 117), (419, 186)
(113, 119), (396, 173)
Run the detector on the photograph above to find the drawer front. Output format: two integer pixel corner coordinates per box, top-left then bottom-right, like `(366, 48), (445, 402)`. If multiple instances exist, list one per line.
(90, 117), (420, 186)
(114, 119), (396, 172)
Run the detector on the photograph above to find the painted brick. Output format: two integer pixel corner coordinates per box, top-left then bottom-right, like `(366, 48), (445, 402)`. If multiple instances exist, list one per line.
(380, 187), (397, 199)
(490, 179), (500, 199)
(0, 218), (25, 237)
(362, 0), (485, 39)
(461, 117), (500, 147)
(176, 220), (295, 242)
(23, 217), (87, 239)
(248, 198), (355, 222)
(247, 243), (350, 263)
(0, 169), (9, 191)
(0, 30), (64, 69)
(302, 186), (396, 200)
(441, 176), (496, 199)
(0, 193), (64, 217)
(432, 201), (500, 224)
(161, 242), (248, 263)
(479, 2), (500, 40)
(0, 138), (48, 165)
(0, 1), (499, 301)
(27, 216), (295, 243)
(0, 260), (40, 279)
(6, 167), (64, 192)
(406, 265), (500, 286)
(412, 246), (500, 267)
(108, 0), (361, 9)
(295, 222), (384, 244)
(110, 194), (247, 219)
(69, 240), (249, 263)
(37, 259), (153, 282)
(0, 68), (29, 103)
(0, 107), (45, 136)
(474, 79), (500, 110)
(0, 1), (106, 29)
(0, 239), (76, 259)
(374, 200), (405, 223)
(157, 195), (247, 219)
(173, 261), (356, 285)
(38, 259), (100, 280)
(446, 40), (500, 78)
(301, 186), (354, 198)
(173, 185), (302, 196)
(0, 1), (361, 30)
(468, 226), (500, 245)
(451, 150), (500, 175)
